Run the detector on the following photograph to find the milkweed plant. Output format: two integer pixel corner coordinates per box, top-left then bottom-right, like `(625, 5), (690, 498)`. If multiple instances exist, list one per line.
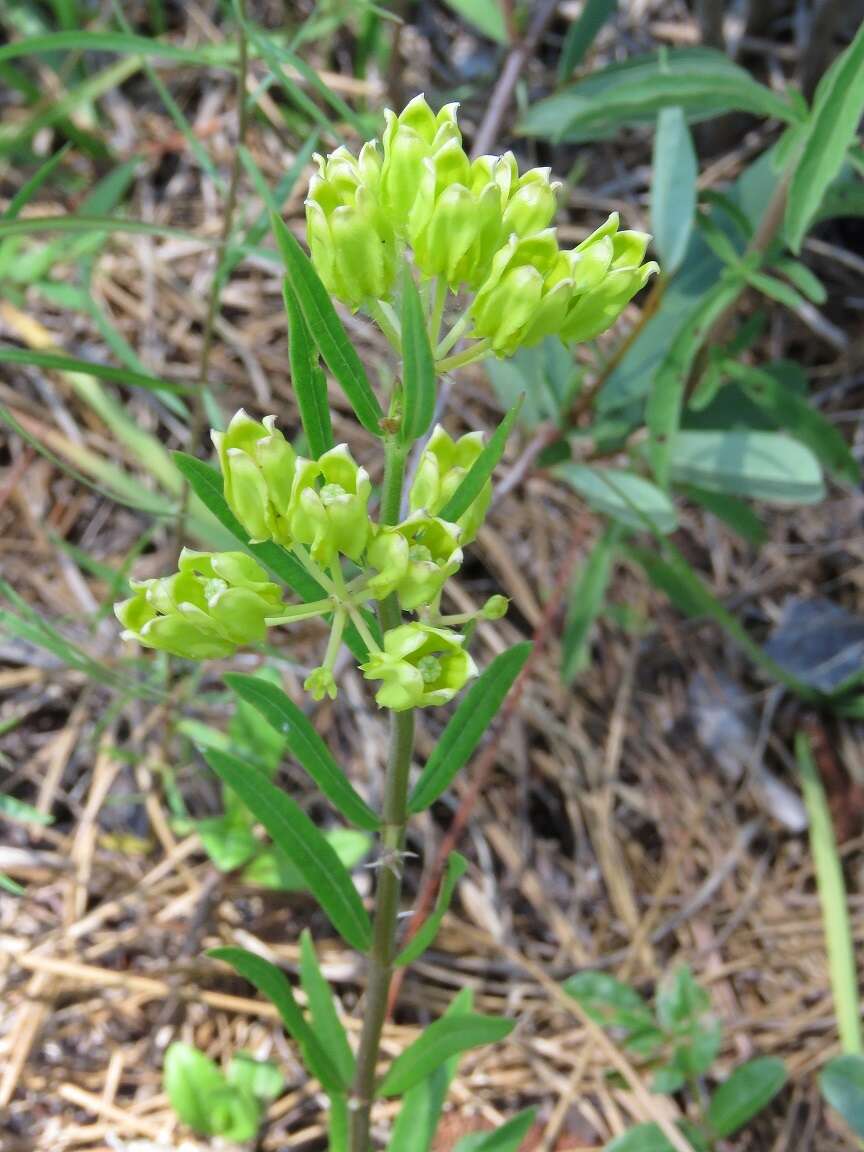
(116, 95), (656, 1151)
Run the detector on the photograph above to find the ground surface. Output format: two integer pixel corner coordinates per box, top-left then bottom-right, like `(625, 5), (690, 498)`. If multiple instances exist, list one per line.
(1, 2), (863, 1150)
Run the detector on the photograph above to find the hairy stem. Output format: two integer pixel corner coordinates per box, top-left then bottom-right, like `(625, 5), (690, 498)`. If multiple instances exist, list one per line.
(349, 437), (413, 1152)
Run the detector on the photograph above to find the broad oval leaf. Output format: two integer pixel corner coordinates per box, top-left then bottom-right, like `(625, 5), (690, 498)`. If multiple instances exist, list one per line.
(706, 1056), (787, 1137)
(271, 214), (383, 436)
(409, 643), (531, 813)
(665, 430), (825, 505)
(452, 1108), (538, 1151)
(210, 945), (345, 1092)
(225, 673), (379, 831)
(400, 265), (436, 443)
(820, 1054), (864, 1138)
(284, 281), (334, 459)
(520, 48), (797, 142)
(377, 1013), (515, 1098)
(396, 853), (468, 966)
(651, 107), (698, 275)
(786, 20), (864, 252)
(439, 397), (523, 523)
(204, 748), (372, 951)
(555, 463), (678, 534)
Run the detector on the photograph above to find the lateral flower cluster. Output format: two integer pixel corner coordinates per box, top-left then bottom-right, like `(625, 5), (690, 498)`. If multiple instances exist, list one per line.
(306, 94), (657, 362)
(117, 412), (497, 712)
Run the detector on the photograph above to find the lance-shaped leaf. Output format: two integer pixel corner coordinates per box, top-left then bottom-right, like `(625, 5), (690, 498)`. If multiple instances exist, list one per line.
(225, 674), (379, 831)
(377, 1013), (515, 1098)
(386, 988), (475, 1152)
(452, 1108), (538, 1151)
(204, 749), (372, 951)
(284, 281), (334, 459)
(400, 265), (436, 443)
(409, 643), (531, 813)
(651, 107), (697, 276)
(706, 1057), (787, 1137)
(820, 1055), (864, 1138)
(209, 946), (343, 1093)
(299, 930), (355, 1086)
(272, 214), (383, 437)
(396, 853), (468, 966)
(438, 397), (523, 523)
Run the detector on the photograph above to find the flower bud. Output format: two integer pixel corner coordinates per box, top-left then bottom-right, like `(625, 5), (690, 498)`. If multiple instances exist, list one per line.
(212, 410), (296, 545)
(361, 623), (478, 711)
(559, 213), (658, 343)
(115, 549), (283, 660)
(304, 666), (338, 701)
(289, 444), (371, 565)
(306, 143), (399, 309)
(366, 512), (462, 610)
(471, 230), (573, 356)
(480, 594), (509, 620)
(408, 425), (491, 545)
(381, 94), (462, 227)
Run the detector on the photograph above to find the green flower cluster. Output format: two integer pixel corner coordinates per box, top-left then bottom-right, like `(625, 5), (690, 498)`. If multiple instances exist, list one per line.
(118, 414), (498, 711)
(305, 94), (657, 362)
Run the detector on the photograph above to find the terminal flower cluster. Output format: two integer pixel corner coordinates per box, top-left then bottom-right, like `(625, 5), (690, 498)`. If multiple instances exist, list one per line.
(306, 94), (657, 369)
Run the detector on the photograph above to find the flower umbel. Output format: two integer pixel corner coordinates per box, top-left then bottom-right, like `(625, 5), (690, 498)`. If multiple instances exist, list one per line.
(361, 623), (478, 711)
(115, 550), (283, 659)
(212, 411), (296, 544)
(288, 444), (372, 565)
(366, 512), (463, 611)
(409, 425), (491, 545)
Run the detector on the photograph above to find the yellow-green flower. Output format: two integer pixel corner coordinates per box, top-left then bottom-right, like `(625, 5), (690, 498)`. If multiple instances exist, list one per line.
(288, 444), (371, 565)
(380, 94), (462, 227)
(115, 550), (282, 660)
(470, 151), (560, 240)
(560, 213), (658, 343)
(361, 623), (477, 711)
(366, 512), (462, 610)
(409, 425), (491, 544)
(212, 410), (296, 544)
(306, 143), (399, 309)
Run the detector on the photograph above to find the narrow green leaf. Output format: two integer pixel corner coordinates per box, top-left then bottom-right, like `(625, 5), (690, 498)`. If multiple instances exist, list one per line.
(647, 276), (745, 486)
(797, 733), (863, 1055)
(377, 1013), (515, 1098)
(204, 749), (372, 951)
(520, 48), (798, 142)
(786, 19), (864, 251)
(820, 1055), (864, 1137)
(329, 1095), (350, 1151)
(0, 795), (53, 827)
(558, 0), (617, 80)
(0, 30), (242, 68)
(226, 674), (378, 831)
(555, 464), (678, 534)
(400, 265), (436, 443)
(209, 946), (344, 1092)
(604, 1123), (675, 1152)
(651, 107), (698, 275)
(271, 214), (383, 437)
(440, 0), (508, 43)
(284, 281), (334, 459)
(0, 346), (191, 395)
(724, 361), (859, 486)
(706, 1057), (787, 1137)
(386, 988), (475, 1152)
(2, 144), (71, 220)
(452, 1109), (538, 1152)
(561, 527), (619, 683)
(409, 643), (531, 814)
(396, 853), (468, 966)
(299, 930), (355, 1086)
(439, 397), (523, 522)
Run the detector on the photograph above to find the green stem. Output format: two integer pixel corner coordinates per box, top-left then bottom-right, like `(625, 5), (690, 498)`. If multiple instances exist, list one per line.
(436, 338), (492, 375)
(797, 731), (863, 1054)
(435, 309), (472, 359)
(349, 437), (414, 1152)
(367, 298), (402, 353)
(265, 598), (334, 625)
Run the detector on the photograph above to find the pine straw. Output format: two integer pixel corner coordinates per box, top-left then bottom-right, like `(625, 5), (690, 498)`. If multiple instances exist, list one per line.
(2, 6), (863, 1150)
